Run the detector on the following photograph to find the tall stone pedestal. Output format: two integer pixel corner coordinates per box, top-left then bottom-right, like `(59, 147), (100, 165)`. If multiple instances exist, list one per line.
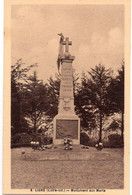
(53, 57), (80, 145)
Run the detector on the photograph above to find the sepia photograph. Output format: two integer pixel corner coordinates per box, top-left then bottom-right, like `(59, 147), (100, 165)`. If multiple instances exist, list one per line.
(3, 0), (130, 194)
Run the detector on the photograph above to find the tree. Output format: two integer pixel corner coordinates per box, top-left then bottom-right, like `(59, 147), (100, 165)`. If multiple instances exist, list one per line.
(45, 75), (60, 119)
(21, 71), (48, 133)
(75, 73), (96, 130)
(11, 77), (21, 135)
(84, 64), (113, 141)
(11, 59), (37, 135)
(108, 61), (124, 144)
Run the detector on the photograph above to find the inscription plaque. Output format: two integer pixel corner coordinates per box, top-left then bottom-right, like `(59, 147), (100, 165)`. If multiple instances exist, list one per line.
(56, 119), (78, 139)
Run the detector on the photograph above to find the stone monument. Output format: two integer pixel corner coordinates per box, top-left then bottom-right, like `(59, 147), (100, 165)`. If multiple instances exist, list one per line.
(53, 34), (80, 145)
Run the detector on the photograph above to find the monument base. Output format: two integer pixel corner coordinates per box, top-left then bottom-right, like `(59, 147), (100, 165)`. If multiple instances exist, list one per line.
(53, 114), (80, 145)
(20, 146), (123, 161)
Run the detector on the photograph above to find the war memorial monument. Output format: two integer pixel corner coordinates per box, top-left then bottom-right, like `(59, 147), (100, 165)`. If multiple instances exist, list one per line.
(53, 33), (80, 145)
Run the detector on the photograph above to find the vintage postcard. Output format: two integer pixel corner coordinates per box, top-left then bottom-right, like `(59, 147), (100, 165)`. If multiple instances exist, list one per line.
(3, 0), (130, 194)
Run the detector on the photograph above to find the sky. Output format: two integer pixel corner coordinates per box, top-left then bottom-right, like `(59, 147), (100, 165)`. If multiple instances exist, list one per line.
(11, 4), (124, 82)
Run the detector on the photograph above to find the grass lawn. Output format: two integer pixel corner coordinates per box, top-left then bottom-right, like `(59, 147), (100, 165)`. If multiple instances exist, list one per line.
(11, 147), (124, 189)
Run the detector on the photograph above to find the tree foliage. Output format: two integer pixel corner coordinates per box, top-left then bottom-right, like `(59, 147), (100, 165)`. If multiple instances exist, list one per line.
(75, 73), (96, 130)
(108, 61), (124, 143)
(76, 64), (113, 141)
(11, 59), (124, 144)
(45, 75), (60, 119)
(11, 59), (37, 135)
(21, 71), (48, 133)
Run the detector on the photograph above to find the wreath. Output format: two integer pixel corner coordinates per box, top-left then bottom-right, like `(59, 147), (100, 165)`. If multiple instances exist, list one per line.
(64, 136), (73, 150)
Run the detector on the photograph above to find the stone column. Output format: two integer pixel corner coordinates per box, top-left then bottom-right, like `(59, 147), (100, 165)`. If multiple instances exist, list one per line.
(53, 55), (80, 145)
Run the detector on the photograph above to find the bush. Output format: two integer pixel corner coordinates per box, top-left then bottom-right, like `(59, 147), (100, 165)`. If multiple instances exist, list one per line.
(12, 133), (31, 145)
(11, 132), (53, 148)
(87, 139), (109, 148)
(80, 132), (90, 146)
(31, 133), (41, 142)
(31, 133), (53, 145)
(87, 139), (97, 147)
(42, 136), (53, 145)
(103, 141), (110, 148)
(108, 134), (123, 148)
(11, 143), (31, 148)
(11, 134), (21, 144)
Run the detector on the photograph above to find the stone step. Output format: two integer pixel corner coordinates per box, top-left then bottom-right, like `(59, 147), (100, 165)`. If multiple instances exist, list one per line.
(20, 146), (123, 161)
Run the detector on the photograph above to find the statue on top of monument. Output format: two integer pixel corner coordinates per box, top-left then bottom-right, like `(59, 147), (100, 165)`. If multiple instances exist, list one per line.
(57, 33), (74, 73)
(57, 33), (64, 73)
